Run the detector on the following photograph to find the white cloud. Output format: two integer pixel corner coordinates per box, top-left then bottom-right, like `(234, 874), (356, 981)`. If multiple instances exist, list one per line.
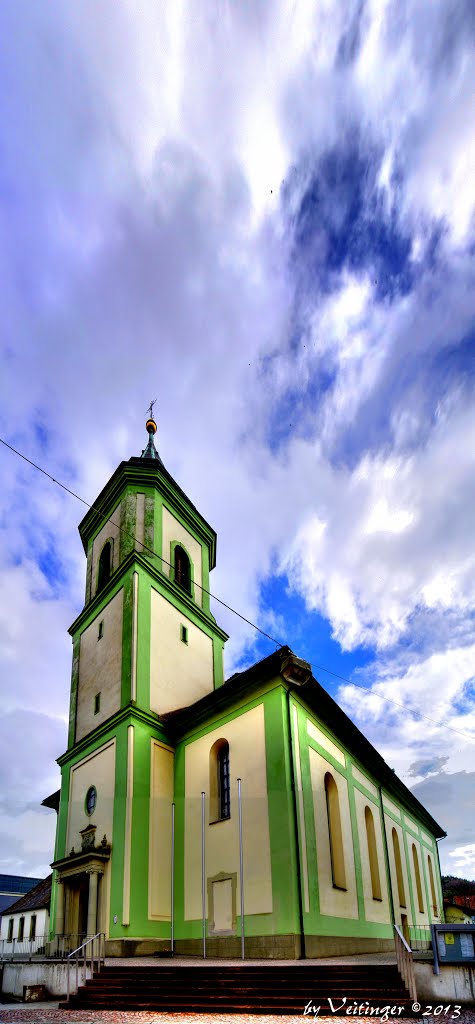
(448, 844), (475, 876)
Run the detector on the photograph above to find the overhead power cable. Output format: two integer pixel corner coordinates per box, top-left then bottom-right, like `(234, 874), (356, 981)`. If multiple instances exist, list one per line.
(1, 434), (474, 744)
(0, 436), (282, 645)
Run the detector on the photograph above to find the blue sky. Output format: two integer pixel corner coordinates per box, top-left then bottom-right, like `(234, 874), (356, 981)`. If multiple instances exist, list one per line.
(0, 0), (474, 880)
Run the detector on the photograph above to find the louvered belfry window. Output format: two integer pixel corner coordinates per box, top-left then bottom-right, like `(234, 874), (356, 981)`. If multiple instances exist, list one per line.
(97, 541), (112, 592)
(174, 545), (191, 594)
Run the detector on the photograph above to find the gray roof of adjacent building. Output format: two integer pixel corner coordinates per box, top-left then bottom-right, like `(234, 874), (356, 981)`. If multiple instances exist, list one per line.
(0, 875), (52, 917)
(0, 874), (44, 915)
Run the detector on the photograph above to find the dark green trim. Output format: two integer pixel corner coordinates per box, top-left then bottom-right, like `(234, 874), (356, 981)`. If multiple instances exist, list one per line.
(121, 571), (134, 707)
(144, 494), (155, 553)
(212, 637), (225, 689)
(119, 491), (137, 563)
(307, 736), (348, 778)
(57, 703), (169, 768)
(109, 723), (128, 937)
(67, 636), (80, 748)
(378, 785), (396, 927)
(402, 823), (417, 925)
(69, 550), (228, 641)
(136, 569), (151, 709)
(175, 678), (283, 745)
(173, 742), (185, 939)
(285, 693), (305, 953)
(346, 763), (366, 922)
(78, 460), (217, 568)
(350, 776), (381, 806)
(201, 535), (210, 615)
(296, 702), (321, 917)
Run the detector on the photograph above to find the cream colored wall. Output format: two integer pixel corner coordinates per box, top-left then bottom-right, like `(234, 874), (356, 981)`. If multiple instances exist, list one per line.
(352, 764), (378, 799)
(212, 878), (233, 932)
(307, 721), (346, 767)
(162, 506), (203, 608)
(184, 704), (272, 922)
(382, 795), (401, 819)
(66, 740), (116, 853)
(294, 708), (310, 913)
(149, 740), (174, 920)
(150, 589), (214, 714)
(423, 847), (441, 920)
(309, 747), (358, 920)
(353, 787), (391, 924)
(90, 504), (121, 598)
(0, 907), (48, 943)
(384, 816), (412, 926)
(404, 813), (419, 837)
(407, 834), (430, 926)
(76, 589), (124, 742)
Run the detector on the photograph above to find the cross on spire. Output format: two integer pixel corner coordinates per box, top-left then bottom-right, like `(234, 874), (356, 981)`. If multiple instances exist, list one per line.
(146, 398), (157, 420)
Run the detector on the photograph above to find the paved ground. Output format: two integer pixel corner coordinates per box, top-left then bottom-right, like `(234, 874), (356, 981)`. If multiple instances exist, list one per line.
(0, 1011), (474, 1023)
(1, 955), (473, 1022)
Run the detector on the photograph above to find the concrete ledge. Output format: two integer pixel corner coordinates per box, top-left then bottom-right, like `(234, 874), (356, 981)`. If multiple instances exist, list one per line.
(415, 961), (475, 1005)
(174, 934), (302, 959)
(105, 939), (172, 957)
(2, 963), (68, 1000)
(304, 936), (395, 958)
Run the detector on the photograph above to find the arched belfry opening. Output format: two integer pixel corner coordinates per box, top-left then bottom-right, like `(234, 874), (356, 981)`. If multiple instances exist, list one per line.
(97, 540), (112, 593)
(174, 544), (191, 595)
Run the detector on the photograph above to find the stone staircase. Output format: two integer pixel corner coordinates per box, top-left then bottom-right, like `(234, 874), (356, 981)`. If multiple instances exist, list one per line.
(63, 962), (415, 1014)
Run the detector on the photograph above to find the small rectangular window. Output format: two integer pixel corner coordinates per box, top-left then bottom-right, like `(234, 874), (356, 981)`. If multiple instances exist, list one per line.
(98, 620), (104, 640)
(7, 918), (14, 942)
(180, 624), (188, 644)
(29, 915), (37, 941)
(18, 916), (25, 942)
(94, 692), (101, 714)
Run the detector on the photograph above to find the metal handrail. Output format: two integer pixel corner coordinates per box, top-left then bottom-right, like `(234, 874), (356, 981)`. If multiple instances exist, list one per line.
(394, 924), (417, 1002)
(66, 932), (105, 1002)
(0, 934), (88, 962)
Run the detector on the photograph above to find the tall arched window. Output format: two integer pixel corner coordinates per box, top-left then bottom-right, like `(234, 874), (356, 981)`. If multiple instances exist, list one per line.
(365, 805), (382, 900)
(392, 827), (406, 907)
(324, 772), (346, 890)
(209, 739), (230, 821)
(97, 540), (112, 593)
(428, 854), (438, 915)
(412, 843), (424, 913)
(174, 545), (191, 595)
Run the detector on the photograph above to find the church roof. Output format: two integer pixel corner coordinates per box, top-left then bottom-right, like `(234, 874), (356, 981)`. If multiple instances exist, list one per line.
(162, 645), (446, 840)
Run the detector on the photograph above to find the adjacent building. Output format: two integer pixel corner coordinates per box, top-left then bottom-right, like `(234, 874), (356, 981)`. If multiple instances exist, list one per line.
(0, 876), (52, 954)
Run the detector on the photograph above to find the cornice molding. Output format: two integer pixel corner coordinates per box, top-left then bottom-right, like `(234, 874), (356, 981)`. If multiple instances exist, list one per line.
(78, 460), (216, 567)
(57, 702), (171, 767)
(68, 549), (228, 641)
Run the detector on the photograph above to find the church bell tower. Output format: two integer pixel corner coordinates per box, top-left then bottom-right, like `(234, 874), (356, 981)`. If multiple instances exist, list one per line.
(50, 415), (228, 952)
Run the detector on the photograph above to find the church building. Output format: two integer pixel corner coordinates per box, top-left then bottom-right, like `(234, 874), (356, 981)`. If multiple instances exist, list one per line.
(50, 417), (445, 958)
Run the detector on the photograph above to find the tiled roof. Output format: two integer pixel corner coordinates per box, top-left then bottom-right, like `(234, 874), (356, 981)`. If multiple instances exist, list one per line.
(1, 874), (52, 916)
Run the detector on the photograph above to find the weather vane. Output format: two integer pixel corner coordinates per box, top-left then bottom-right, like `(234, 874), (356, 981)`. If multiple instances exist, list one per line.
(146, 399), (157, 420)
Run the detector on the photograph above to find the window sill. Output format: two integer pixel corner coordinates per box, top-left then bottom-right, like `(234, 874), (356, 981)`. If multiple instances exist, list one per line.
(332, 884), (348, 892)
(372, 896), (383, 902)
(209, 816), (231, 825)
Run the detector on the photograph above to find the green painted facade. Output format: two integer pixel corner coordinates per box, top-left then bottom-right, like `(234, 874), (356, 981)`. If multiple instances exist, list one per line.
(50, 430), (446, 958)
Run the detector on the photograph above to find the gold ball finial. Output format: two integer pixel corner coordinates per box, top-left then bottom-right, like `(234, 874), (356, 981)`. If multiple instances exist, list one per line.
(146, 418), (157, 434)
